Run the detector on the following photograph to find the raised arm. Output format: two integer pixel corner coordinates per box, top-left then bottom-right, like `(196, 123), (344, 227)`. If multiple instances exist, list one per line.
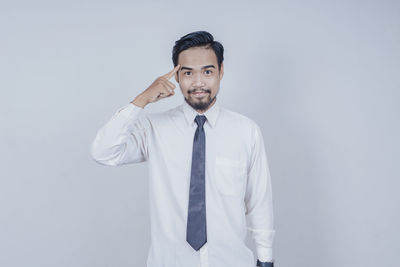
(90, 64), (181, 166)
(90, 101), (151, 166)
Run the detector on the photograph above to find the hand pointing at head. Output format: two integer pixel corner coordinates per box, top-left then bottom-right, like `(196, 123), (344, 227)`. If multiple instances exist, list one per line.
(131, 64), (180, 108)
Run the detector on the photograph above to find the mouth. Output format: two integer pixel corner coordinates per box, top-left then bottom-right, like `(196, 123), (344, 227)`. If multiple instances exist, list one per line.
(191, 91), (209, 98)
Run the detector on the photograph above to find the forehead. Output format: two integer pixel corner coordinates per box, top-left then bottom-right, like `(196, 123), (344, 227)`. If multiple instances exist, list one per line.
(178, 47), (218, 68)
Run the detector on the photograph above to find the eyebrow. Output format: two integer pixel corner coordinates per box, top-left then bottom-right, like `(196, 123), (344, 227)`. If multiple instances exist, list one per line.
(180, 65), (216, 71)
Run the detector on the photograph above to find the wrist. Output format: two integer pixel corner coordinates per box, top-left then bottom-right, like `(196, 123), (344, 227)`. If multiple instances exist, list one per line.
(131, 93), (149, 108)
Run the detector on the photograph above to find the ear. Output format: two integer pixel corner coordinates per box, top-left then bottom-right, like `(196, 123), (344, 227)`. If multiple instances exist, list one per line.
(219, 63), (224, 80)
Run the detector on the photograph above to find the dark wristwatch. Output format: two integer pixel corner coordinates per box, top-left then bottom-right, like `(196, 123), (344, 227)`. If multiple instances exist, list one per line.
(257, 259), (274, 267)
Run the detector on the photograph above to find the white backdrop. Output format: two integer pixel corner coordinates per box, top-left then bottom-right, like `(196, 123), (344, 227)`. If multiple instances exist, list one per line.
(1, 0), (399, 266)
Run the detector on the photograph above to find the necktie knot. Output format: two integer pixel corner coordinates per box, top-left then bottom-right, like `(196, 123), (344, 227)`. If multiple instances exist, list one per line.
(195, 115), (207, 128)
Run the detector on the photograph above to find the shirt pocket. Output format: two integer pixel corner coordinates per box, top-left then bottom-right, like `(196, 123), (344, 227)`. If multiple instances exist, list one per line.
(214, 156), (246, 197)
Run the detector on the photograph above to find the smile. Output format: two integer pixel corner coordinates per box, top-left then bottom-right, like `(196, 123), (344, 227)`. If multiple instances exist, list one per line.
(191, 91), (209, 98)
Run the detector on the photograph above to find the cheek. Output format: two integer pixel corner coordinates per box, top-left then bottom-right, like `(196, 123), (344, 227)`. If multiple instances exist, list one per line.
(179, 82), (191, 94)
(209, 78), (219, 88)
(180, 79), (192, 88)
(180, 82), (189, 90)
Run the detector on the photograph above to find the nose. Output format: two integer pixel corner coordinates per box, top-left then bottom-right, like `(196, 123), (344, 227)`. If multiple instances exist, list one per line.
(192, 73), (206, 88)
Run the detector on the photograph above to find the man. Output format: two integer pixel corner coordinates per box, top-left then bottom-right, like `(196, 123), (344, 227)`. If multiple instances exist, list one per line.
(90, 31), (275, 267)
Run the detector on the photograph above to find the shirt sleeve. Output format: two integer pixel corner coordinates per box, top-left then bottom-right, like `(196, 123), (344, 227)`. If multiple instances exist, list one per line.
(90, 102), (151, 166)
(244, 123), (276, 262)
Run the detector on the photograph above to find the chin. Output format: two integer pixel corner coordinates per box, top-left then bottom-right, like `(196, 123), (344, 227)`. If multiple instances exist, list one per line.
(185, 95), (216, 111)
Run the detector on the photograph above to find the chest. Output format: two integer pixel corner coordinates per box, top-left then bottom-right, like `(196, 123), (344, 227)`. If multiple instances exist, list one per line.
(150, 121), (251, 173)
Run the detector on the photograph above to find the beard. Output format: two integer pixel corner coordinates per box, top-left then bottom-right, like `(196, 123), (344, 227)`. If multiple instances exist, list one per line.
(184, 88), (216, 112)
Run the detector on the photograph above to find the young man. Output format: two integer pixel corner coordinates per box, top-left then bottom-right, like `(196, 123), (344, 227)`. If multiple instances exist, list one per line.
(91, 31), (275, 267)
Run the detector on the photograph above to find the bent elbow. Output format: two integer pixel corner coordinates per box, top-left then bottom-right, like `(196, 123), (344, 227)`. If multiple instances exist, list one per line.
(90, 141), (118, 167)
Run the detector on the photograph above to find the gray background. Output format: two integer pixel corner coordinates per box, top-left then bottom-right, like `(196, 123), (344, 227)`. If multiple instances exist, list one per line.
(1, 0), (399, 266)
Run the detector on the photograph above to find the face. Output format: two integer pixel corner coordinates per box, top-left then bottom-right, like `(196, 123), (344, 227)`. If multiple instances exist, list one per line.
(175, 46), (224, 113)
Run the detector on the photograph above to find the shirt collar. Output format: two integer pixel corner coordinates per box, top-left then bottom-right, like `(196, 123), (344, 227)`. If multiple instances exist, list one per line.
(181, 98), (220, 128)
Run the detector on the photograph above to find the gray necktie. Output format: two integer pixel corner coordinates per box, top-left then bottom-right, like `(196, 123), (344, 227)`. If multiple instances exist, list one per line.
(186, 115), (207, 251)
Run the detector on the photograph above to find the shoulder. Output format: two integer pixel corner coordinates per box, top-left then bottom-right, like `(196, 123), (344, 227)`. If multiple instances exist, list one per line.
(218, 106), (261, 132)
(145, 105), (181, 124)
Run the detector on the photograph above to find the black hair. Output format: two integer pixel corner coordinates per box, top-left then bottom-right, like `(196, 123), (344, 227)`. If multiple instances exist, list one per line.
(172, 31), (224, 71)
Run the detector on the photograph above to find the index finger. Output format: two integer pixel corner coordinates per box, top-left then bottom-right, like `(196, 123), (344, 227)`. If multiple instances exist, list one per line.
(163, 64), (181, 80)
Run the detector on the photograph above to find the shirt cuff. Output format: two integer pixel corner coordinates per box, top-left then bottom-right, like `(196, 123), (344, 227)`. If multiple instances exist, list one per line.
(115, 102), (144, 120)
(256, 247), (273, 262)
(257, 259), (274, 267)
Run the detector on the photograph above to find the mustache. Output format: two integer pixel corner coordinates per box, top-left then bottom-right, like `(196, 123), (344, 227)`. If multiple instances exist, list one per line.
(189, 89), (211, 93)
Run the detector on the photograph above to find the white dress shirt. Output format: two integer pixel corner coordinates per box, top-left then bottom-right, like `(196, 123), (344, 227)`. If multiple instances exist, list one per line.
(90, 98), (275, 267)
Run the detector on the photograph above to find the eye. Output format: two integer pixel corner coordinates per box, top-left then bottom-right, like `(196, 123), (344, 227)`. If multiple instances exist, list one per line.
(184, 71), (192, 75)
(204, 70), (212, 75)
